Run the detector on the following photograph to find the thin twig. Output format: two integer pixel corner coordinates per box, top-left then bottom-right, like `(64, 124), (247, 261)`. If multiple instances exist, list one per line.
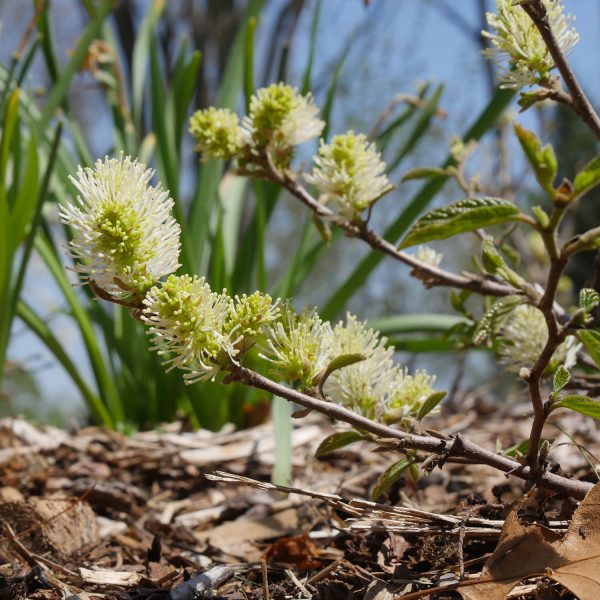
(522, 0), (600, 141)
(227, 364), (592, 499)
(252, 160), (522, 299)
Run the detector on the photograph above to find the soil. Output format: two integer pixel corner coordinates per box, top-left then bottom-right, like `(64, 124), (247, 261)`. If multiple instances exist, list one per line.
(0, 396), (598, 599)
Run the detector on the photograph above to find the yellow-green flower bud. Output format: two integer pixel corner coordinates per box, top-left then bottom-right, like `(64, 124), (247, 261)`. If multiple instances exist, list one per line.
(189, 107), (246, 160)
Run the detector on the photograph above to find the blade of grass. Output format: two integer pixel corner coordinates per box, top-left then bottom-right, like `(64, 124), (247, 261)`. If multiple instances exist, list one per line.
(16, 300), (113, 426)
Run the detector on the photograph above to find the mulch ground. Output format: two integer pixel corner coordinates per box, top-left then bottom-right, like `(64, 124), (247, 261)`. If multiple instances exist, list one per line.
(0, 395), (598, 599)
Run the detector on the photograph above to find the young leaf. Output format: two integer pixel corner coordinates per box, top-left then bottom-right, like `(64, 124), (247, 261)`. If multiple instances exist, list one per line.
(313, 353), (366, 391)
(399, 197), (520, 249)
(556, 395), (600, 420)
(371, 459), (414, 501)
(514, 123), (557, 195)
(416, 390), (447, 421)
(401, 166), (454, 182)
(315, 431), (364, 457)
(473, 296), (522, 346)
(577, 330), (600, 368)
(580, 289), (600, 313)
(532, 205), (550, 228)
(573, 155), (600, 200)
(553, 365), (570, 394)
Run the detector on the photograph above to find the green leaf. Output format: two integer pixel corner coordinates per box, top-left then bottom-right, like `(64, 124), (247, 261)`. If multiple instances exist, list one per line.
(416, 391), (447, 421)
(314, 353), (367, 390)
(573, 155), (600, 200)
(532, 205), (550, 228)
(514, 123), (557, 195)
(371, 459), (414, 501)
(577, 330), (600, 369)
(399, 197), (520, 249)
(368, 314), (470, 336)
(553, 365), (570, 394)
(315, 431), (364, 457)
(401, 166), (454, 182)
(580, 289), (600, 313)
(481, 236), (505, 274)
(556, 395), (600, 420)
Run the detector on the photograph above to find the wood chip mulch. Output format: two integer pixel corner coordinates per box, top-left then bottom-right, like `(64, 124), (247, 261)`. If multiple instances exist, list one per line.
(0, 399), (598, 599)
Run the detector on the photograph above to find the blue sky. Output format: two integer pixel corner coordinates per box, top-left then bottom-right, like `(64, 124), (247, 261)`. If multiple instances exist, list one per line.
(5, 0), (600, 421)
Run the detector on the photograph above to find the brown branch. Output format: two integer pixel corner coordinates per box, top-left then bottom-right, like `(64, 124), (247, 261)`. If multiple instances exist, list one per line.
(228, 364), (592, 499)
(253, 162), (521, 299)
(522, 0), (600, 141)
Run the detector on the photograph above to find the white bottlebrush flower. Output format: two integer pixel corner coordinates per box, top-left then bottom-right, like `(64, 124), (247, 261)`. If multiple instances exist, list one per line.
(482, 0), (579, 89)
(382, 369), (436, 422)
(414, 246), (443, 268)
(499, 304), (580, 373)
(142, 274), (237, 383)
(305, 132), (394, 220)
(324, 314), (396, 419)
(259, 303), (332, 388)
(189, 107), (248, 160)
(60, 155), (181, 297)
(224, 291), (281, 347)
(243, 83), (324, 166)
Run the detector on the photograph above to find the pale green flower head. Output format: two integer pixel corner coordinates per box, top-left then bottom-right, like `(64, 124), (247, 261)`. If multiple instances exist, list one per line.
(499, 304), (580, 373)
(415, 246), (443, 268)
(225, 291), (280, 343)
(189, 107), (247, 160)
(382, 369), (436, 423)
(482, 0), (579, 89)
(60, 155), (181, 297)
(243, 83), (324, 166)
(324, 314), (396, 419)
(142, 274), (236, 382)
(305, 132), (394, 220)
(260, 303), (332, 388)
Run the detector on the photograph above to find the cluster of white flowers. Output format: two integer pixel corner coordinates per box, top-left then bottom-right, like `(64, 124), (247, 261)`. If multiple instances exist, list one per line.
(142, 275), (237, 383)
(482, 0), (579, 89)
(243, 83), (324, 155)
(189, 107), (248, 160)
(414, 246), (443, 268)
(323, 315), (435, 422)
(305, 132), (394, 220)
(260, 304), (333, 389)
(60, 155), (181, 298)
(499, 304), (580, 372)
(259, 310), (435, 422)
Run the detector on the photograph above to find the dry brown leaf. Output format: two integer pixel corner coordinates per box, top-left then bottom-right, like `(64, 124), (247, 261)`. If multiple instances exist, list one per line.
(459, 481), (600, 600)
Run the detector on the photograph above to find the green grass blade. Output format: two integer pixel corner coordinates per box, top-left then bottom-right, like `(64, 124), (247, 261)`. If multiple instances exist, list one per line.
(16, 300), (113, 427)
(39, 0), (113, 130)
(131, 0), (166, 132)
(301, 0), (322, 94)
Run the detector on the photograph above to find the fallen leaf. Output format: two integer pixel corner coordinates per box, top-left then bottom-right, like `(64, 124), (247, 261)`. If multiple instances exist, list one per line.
(459, 481), (600, 600)
(262, 532), (323, 571)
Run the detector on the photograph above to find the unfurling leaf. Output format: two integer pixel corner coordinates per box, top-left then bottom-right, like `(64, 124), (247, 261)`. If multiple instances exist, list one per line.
(399, 197), (520, 249)
(577, 330), (600, 368)
(312, 353), (366, 389)
(472, 296), (522, 346)
(514, 123), (557, 196)
(580, 288), (600, 313)
(315, 431), (364, 457)
(416, 390), (447, 421)
(552, 365), (570, 394)
(401, 166), (454, 182)
(556, 395), (600, 420)
(573, 154), (600, 200)
(481, 237), (505, 274)
(371, 459), (414, 501)
(531, 205), (550, 228)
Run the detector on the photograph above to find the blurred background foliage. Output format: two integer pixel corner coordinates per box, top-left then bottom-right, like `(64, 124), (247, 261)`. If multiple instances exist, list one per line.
(0, 0), (598, 432)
